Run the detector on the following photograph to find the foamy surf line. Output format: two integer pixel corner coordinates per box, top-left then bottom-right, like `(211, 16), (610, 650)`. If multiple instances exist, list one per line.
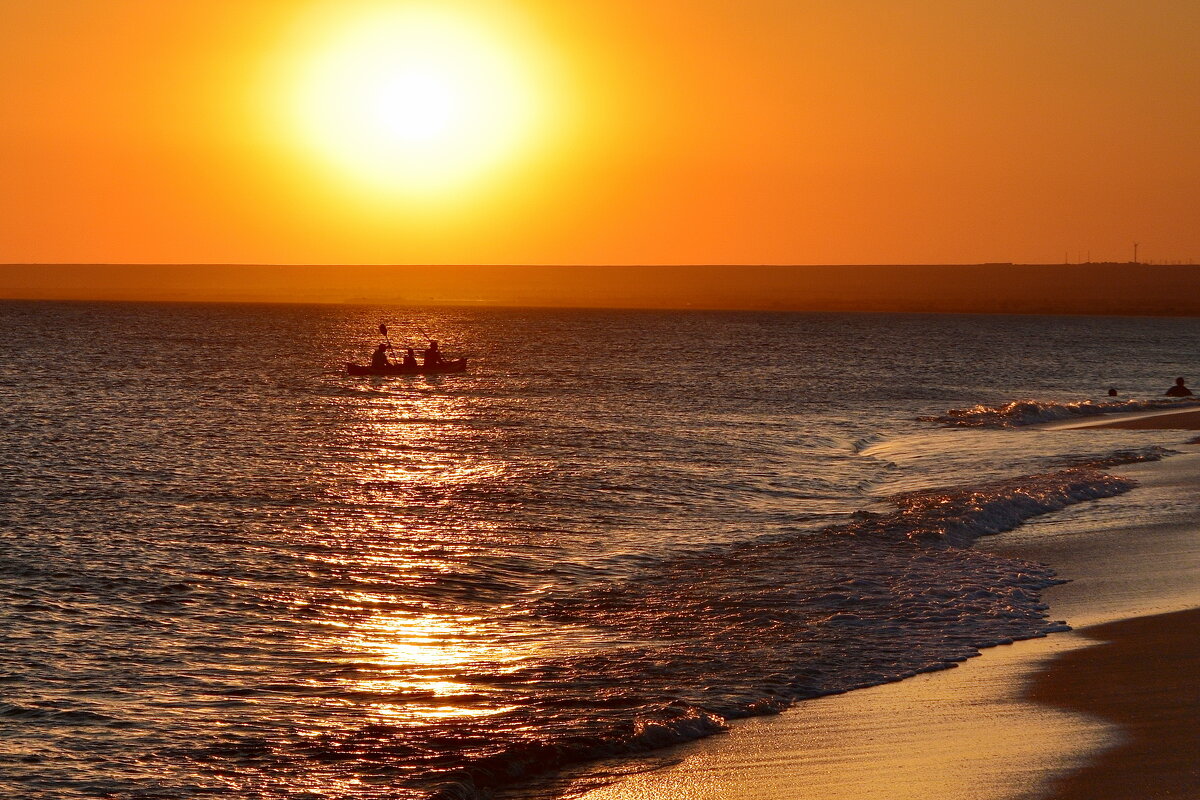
(409, 451), (1163, 799)
(563, 453), (1200, 800)
(923, 397), (1200, 428)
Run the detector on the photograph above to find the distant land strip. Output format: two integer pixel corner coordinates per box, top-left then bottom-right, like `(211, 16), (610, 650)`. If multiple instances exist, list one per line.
(2, 263), (1199, 316)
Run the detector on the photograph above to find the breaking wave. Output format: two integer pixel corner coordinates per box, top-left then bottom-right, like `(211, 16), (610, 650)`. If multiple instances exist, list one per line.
(924, 397), (1200, 428)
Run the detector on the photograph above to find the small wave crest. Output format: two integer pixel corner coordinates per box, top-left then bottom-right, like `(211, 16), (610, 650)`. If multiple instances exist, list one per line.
(877, 459), (1149, 547)
(0, 702), (116, 724)
(923, 397), (1200, 428)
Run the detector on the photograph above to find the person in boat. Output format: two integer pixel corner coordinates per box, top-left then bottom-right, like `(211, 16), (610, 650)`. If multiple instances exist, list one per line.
(423, 340), (443, 368)
(371, 342), (392, 369)
(1165, 377), (1193, 397)
(403, 348), (418, 368)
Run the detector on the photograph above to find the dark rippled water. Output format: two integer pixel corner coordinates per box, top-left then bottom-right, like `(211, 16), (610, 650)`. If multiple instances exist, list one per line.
(1, 301), (1197, 799)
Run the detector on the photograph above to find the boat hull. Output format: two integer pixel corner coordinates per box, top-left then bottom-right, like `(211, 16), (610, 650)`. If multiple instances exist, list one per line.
(346, 358), (468, 376)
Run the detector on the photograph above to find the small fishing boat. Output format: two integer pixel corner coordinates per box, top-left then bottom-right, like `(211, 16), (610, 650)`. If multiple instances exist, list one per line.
(346, 358), (468, 376)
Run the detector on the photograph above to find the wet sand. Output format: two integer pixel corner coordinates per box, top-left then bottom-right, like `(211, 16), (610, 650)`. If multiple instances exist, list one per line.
(1087, 405), (1200, 431)
(566, 431), (1200, 800)
(565, 634), (1110, 800)
(1027, 608), (1200, 800)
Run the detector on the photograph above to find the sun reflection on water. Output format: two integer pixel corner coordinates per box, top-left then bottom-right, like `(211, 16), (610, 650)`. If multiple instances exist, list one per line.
(299, 383), (537, 726)
(323, 606), (524, 722)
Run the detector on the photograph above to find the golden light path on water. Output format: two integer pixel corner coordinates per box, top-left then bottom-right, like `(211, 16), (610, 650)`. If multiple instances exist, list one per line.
(320, 610), (517, 722)
(290, 384), (543, 731)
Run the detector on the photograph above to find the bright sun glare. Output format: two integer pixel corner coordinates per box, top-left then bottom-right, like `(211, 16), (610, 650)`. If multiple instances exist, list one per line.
(277, 3), (547, 199)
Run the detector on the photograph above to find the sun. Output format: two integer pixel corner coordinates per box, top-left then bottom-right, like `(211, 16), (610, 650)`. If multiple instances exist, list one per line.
(272, 3), (549, 199)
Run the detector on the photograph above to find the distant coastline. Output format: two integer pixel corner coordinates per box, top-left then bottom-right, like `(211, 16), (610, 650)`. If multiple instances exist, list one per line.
(2, 262), (1199, 316)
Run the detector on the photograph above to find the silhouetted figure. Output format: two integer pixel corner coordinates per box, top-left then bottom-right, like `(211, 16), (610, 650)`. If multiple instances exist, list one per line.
(403, 348), (418, 368)
(423, 341), (442, 368)
(371, 343), (391, 369)
(1107, 388), (1119, 397)
(1165, 377), (1193, 397)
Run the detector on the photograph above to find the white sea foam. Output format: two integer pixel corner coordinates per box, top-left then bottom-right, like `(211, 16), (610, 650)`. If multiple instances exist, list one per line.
(925, 397), (1200, 428)
(880, 464), (1140, 547)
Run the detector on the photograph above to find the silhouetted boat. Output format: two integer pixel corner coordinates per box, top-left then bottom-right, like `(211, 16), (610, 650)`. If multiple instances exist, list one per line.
(345, 358), (468, 376)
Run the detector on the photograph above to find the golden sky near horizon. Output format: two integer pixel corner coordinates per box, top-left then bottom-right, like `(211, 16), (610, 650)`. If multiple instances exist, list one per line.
(2, 0), (1199, 268)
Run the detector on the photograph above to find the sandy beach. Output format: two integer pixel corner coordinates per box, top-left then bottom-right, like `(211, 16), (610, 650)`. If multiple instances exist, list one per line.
(1068, 404), (1200, 431)
(1023, 407), (1200, 798)
(1027, 608), (1200, 800)
(565, 411), (1200, 800)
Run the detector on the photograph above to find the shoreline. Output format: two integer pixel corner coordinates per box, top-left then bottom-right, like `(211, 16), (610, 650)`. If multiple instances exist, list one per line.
(1026, 608), (1200, 800)
(1037, 402), (1200, 433)
(562, 633), (1112, 800)
(564, 417), (1200, 800)
(1088, 405), (1200, 430)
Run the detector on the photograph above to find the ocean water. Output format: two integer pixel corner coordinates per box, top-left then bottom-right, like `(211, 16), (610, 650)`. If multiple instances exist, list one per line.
(1, 301), (1197, 799)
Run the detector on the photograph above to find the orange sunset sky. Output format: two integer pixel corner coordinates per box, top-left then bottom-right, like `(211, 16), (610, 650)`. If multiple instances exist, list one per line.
(2, 0), (1199, 270)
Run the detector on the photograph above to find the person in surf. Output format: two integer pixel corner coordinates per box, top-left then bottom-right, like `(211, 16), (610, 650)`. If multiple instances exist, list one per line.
(423, 341), (443, 368)
(371, 342), (392, 369)
(1165, 377), (1193, 397)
